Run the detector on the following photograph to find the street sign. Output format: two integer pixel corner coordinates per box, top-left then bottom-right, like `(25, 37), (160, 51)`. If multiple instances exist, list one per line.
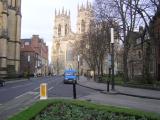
(28, 55), (30, 62)
(40, 83), (47, 100)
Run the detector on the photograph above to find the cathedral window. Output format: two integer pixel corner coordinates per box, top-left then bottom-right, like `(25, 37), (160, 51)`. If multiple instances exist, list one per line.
(66, 47), (73, 61)
(12, 0), (16, 7)
(8, 0), (11, 6)
(65, 24), (68, 35)
(81, 20), (85, 33)
(58, 24), (61, 36)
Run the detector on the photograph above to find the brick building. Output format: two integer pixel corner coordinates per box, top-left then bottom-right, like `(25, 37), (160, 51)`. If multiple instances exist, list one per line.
(20, 35), (48, 76)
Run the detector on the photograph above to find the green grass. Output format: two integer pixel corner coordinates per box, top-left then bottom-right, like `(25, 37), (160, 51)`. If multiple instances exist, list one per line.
(8, 99), (160, 120)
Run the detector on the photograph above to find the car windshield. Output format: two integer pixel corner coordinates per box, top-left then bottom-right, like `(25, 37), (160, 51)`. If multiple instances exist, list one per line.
(65, 72), (75, 76)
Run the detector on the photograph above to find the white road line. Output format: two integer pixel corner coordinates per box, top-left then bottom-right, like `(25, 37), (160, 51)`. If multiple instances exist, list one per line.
(48, 87), (54, 91)
(12, 83), (32, 89)
(34, 95), (39, 100)
(15, 92), (28, 99)
(12, 85), (24, 89)
(34, 87), (39, 91)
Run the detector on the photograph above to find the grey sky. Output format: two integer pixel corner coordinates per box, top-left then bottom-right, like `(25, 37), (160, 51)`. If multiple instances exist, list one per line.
(21, 0), (93, 62)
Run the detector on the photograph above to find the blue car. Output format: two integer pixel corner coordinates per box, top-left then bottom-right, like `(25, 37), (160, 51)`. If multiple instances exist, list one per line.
(63, 69), (77, 84)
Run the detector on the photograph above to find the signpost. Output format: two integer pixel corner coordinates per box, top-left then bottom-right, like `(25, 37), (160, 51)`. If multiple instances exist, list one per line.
(40, 83), (47, 100)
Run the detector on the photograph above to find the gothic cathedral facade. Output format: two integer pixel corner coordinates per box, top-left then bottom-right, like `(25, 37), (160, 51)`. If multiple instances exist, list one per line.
(51, 2), (92, 75)
(0, 0), (21, 78)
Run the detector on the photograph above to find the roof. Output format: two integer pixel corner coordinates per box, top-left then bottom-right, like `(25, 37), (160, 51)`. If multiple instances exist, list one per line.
(21, 45), (35, 52)
(64, 69), (77, 73)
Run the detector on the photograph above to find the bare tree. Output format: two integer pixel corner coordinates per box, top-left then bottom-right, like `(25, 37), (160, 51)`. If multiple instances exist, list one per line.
(74, 20), (111, 80)
(94, 0), (141, 82)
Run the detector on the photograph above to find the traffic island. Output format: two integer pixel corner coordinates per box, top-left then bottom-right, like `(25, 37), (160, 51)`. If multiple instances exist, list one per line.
(8, 99), (160, 120)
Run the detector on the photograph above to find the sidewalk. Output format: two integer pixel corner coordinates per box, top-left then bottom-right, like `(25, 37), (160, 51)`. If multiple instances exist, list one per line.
(78, 76), (160, 100)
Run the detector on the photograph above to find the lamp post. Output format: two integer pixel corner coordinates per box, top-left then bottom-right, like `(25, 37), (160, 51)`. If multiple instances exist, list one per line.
(28, 55), (30, 80)
(78, 55), (80, 80)
(111, 28), (115, 90)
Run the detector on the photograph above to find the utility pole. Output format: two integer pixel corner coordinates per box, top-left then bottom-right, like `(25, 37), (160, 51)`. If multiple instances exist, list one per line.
(111, 28), (115, 90)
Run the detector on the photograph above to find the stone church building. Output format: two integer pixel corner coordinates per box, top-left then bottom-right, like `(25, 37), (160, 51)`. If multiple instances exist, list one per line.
(51, 2), (92, 75)
(0, 0), (21, 78)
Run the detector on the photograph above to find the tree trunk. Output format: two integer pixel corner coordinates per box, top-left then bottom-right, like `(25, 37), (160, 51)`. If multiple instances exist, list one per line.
(100, 57), (104, 76)
(123, 45), (129, 83)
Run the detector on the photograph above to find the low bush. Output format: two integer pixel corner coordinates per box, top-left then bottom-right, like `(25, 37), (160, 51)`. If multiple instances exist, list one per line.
(8, 99), (160, 120)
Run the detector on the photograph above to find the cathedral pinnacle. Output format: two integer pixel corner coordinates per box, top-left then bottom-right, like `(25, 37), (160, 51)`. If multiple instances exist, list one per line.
(55, 9), (57, 16)
(62, 7), (64, 14)
(58, 9), (60, 15)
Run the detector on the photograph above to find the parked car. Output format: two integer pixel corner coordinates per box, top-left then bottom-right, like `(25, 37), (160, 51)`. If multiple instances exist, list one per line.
(0, 80), (5, 87)
(63, 69), (77, 84)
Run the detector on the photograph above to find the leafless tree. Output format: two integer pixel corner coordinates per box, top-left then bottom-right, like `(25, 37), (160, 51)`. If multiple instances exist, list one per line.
(94, 0), (142, 82)
(74, 20), (111, 80)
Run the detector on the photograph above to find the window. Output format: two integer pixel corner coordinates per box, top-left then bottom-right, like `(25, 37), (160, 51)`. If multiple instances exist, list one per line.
(12, 0), (16, 7)
(81, 20), (85, 33)
(66, 48), (73, 61)
(58, 24), (61, 36)
(65, 24), (68, 35)
(136, 38), (141, 44)
(24, 42), (29, 45)
(138, 51), (141, 59)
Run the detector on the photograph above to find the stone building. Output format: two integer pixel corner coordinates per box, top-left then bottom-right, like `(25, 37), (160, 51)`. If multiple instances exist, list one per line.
(128, 26), (159, 82)
(150, 10), (160, 81)
(0, 0), (21, 78)
(51, 2), (93, 75)
(20, 35), (48, 76)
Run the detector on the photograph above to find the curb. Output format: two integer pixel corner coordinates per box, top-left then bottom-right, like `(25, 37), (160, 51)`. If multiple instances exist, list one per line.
(78, 82), (160, 100)
(77, 83), (104, 92)
(117, 92), (160, 100)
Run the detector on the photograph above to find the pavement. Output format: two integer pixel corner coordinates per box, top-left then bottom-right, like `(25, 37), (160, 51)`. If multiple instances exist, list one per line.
(78, 76), (160, 100)
(77, 76), (160, 114)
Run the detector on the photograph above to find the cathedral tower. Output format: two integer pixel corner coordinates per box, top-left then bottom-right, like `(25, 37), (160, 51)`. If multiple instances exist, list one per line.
(54, 8), (71, 39)
(52, 8), (72, 75)
(77, 1), (92, 34)
(51, 2), (93, 75)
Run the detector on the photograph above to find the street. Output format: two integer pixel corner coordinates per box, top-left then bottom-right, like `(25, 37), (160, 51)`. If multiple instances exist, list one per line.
(0, 76), (160, 120)
(0, 76), (96, 120)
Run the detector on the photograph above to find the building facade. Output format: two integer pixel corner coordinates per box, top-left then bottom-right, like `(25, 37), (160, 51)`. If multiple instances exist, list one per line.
(20, 35), (48, 76)
(0, 0), (21, 78)
(128, 26), (159, 82)
(51, 2), (93, 75)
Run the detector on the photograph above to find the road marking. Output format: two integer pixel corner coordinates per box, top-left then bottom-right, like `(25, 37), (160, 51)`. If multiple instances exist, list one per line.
(15, 92), (28, 99)
(12, 83), (32, 89)
(34, 95), (39, 100)
(48, 87), (54, 91)
(12, 85), (24, 89)
(34, 87), (39, 91)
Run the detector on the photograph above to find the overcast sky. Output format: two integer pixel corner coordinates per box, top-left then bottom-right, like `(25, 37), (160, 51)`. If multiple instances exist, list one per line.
(21, 0), (93, 62)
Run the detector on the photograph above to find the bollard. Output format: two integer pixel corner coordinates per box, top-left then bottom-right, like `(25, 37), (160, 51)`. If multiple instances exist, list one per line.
(107, 80), (110, 92)
(40, 83), (47, 100)
(73, 81), (77, 99)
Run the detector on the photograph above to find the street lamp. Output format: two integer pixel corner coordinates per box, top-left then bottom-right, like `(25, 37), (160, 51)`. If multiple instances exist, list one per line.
(77, 55), (80, 80)
(28, 55), (30, 80)
(111, 28), (115, 90)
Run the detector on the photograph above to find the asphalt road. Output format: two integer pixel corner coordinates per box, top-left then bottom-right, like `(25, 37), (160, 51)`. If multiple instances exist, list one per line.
(0, 76), (97, 120)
